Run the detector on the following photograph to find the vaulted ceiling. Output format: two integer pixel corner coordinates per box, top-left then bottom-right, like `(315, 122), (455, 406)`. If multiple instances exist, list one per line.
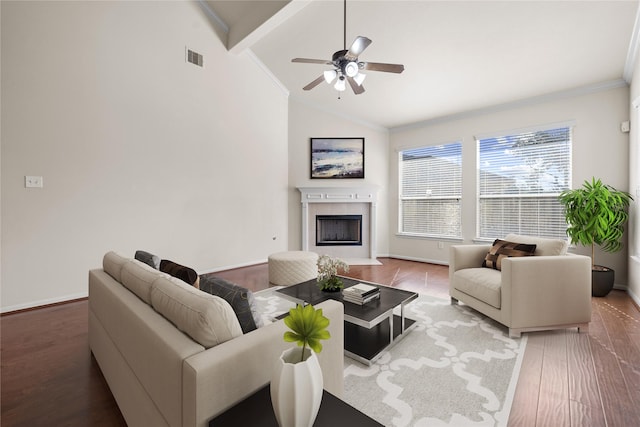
(204, 0), (639, 129)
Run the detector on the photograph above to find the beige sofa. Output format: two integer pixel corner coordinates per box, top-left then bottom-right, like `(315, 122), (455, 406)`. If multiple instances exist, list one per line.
(89, 252), (344, 427)
(449, 234), (592, 337)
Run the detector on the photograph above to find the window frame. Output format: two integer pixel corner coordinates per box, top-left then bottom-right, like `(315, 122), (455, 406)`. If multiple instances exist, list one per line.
(397, 141), (463, 239)
(475, 122), (573, 241)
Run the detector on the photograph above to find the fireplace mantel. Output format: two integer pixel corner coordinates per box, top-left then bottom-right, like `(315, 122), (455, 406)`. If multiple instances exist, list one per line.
(297, 187), (378, 260)
(297, 187), (378, 204)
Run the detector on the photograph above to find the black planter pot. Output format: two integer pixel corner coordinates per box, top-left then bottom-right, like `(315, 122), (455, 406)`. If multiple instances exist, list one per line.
(592, 266), (615, 297)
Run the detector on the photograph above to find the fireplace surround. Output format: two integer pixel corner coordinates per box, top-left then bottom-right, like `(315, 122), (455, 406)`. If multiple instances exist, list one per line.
(298, 187), (378, 260)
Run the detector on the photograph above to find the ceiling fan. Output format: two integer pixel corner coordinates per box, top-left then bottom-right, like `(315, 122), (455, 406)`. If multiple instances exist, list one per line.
(291, 0), (404, 95)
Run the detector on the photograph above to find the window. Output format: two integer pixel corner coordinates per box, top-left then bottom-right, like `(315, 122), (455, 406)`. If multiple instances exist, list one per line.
(477, 125), (572, 240)
(399, 142), (462, 238)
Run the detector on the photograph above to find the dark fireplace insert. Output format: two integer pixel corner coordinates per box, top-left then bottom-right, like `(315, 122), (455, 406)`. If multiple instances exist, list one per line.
(316, 215), (362, 246)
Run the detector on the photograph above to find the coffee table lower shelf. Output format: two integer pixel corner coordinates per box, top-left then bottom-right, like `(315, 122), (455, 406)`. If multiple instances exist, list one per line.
(345, 314), (417, 365)
(209, 385), (382, 426)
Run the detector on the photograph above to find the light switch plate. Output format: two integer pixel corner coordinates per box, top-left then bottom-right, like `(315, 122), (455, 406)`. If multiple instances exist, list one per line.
(25, 176), (43, 188)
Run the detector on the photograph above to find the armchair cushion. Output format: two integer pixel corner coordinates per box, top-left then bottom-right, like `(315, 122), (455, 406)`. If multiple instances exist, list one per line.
(505, 233), (568, 256)
(453, 268), (502, 309)
(482, 239), (536, 270)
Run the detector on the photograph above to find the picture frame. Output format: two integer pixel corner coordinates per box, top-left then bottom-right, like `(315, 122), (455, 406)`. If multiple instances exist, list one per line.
(310, 137), (365, 179)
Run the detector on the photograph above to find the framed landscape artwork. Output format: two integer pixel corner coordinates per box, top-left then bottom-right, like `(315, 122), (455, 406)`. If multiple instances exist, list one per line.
(310, 137), (365, 179)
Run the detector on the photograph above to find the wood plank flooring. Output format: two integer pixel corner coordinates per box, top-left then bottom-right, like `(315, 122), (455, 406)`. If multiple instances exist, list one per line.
(1, 258), (638, 426)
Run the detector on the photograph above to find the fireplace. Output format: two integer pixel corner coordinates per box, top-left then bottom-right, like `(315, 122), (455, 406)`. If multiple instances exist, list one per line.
(316, 215), (362, 246)
(298, 186), (378, 260)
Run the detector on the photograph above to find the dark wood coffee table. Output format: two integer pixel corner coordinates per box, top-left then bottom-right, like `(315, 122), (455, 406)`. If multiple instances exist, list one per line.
(276, 277), (418, 365)
(209, 385), (383, 426)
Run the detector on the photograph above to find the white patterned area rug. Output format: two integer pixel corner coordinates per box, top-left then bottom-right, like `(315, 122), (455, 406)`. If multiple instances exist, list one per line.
(254, 288), (527, 427)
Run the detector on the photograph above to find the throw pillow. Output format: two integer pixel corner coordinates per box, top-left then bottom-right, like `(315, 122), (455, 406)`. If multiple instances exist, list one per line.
(135, 250), (161, 270)
(160, 259), (200, 289)
(482, 239), (537, 271)
(505, 233), (568, 256)
(199, 275), (264, 334)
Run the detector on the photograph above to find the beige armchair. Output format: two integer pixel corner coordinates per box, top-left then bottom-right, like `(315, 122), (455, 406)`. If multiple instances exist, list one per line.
(449, 234), (592, 337)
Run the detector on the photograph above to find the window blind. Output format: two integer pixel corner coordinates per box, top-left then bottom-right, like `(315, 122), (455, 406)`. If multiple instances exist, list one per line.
(477, 126), (571, 239)
(399, 143), (462, 238)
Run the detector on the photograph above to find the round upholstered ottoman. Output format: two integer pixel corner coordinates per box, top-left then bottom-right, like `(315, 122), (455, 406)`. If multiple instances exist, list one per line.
(268, 251), (318, 286)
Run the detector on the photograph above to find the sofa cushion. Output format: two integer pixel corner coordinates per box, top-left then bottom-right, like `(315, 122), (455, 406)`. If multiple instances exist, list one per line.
(160, 259), (200, 289)
(453, 268), (502, 309)
(103, 251), (129, 283)
(134, 250), (161, 270)
(121, 260), (163, 305)
(150, 276), (243, 348)
(505, 234), (568, 256)
(483, 239), (536, 271)
(199, 276), (263, 334)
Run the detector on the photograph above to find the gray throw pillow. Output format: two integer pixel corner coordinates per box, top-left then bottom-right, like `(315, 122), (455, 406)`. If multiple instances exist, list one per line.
(199, 276), (263, 334)
(134, 250), (161, 270)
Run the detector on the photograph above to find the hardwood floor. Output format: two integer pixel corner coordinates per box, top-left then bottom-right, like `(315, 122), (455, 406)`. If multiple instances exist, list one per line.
(1, 258), (638, 426)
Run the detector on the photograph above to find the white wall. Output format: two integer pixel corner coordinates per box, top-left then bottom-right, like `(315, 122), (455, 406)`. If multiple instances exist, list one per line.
(628, 52), (640, 305)
(1, 1), (289, 311)
(287, 98), (390, 257)
(388, 86), (632, 285)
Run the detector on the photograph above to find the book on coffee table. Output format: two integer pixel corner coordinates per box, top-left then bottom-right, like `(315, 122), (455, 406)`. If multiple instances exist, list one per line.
(343, 292), (380, 305)
(343, 283), (379, 297)
(342, 283), (380, 305)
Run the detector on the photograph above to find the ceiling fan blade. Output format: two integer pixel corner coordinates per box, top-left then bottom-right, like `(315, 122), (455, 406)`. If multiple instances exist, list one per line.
(347, 77), (365, 95)
(345, 36), (372, 60)
(303, 75), (325, 91)
(292, 58), (332, 65)
(362, 62), (405, 73)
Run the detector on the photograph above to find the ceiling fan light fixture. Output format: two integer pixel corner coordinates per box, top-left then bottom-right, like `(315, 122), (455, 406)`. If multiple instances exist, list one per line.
(353, 72), (366, 86)
(291, 0), (404, 95)
(323, 69), (337, 84)
(344, 61), (359, 77)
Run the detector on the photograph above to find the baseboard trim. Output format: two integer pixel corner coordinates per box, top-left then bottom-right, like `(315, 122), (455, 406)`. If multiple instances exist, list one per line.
(197, 259), (268, 275)
(387, 254), (449, 266)
(1, 292), (88, 315)
(626, 286), (640, 309)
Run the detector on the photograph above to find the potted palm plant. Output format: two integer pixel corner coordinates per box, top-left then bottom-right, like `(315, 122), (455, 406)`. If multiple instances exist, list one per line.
(558, 177), (633, 297)
(270, 304), (330, 427)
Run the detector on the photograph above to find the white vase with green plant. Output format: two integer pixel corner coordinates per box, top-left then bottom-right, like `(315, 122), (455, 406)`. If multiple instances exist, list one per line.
(316, 254), (349, 292)
(270, 304), (330, 427)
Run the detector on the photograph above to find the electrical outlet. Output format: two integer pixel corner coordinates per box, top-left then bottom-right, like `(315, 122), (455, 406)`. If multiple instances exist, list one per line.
(438, 241), (444, 249)
(621, 121), (630, 133)
(25, 176), (43, 188)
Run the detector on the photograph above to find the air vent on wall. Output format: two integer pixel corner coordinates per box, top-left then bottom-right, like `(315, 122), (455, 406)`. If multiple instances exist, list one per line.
(186, 48), (203, 67)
